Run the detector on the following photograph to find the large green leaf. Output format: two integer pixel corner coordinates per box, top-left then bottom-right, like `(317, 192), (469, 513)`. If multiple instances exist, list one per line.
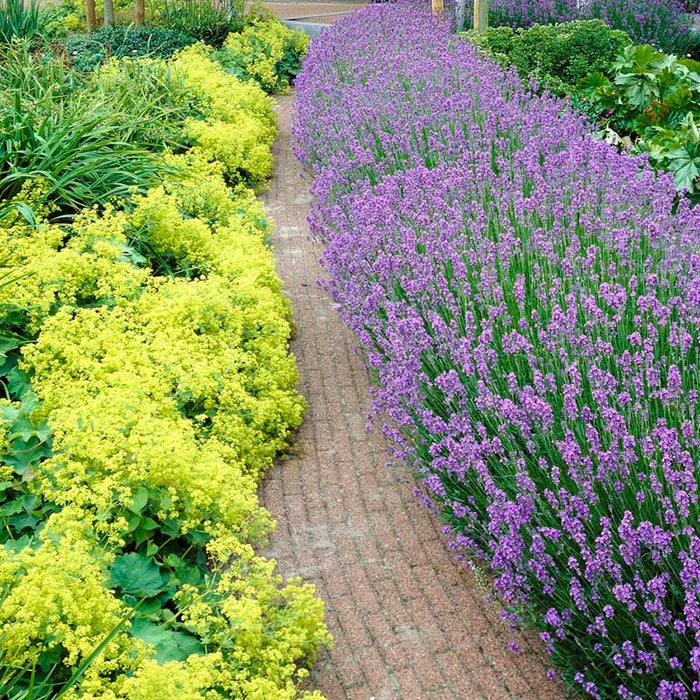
(577, 70), (610, 97)
(130, 618), (203, 664)
(110, 553), (168, 597)
(665, 146), (700, 191)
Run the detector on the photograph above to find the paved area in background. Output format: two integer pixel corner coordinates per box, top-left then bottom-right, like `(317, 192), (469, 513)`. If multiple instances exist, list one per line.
(259, 94), (566, 700)
(258, 0), (362, 24)
(261, 1), (362, 17)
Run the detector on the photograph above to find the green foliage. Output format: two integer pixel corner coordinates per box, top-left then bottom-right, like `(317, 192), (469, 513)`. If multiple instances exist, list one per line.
(0, 31), (331, 699)
(129, 618), (203, 664)
(579, 43), (700, 200)
(0, 40), (81, 103)
(464, 19), (632, 96)
(0, 43), (170, 217)
(0, 392), (55, 542)
(0, 613), (131, 700)
(89, 57), (205, 151)
(0, 93), (164, 216)
(0, 0), (41, 44)
(151, 0), (245, 47)
(216, 6), (309, 94)
(64, 26), (197, 72)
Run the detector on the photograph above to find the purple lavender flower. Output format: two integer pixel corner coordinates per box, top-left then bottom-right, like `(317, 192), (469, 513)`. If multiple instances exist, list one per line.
(295, 3), (700, 696)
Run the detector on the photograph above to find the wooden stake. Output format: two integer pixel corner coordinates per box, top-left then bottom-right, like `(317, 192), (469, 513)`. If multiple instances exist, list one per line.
(432, 0), (444, 16)
(135, 0), (145, 26)
(85, 0), (96, 32)
(474, 0), (489, 31)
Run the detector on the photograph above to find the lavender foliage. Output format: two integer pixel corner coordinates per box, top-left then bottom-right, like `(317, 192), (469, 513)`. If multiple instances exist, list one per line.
(295, 4), (700, 698)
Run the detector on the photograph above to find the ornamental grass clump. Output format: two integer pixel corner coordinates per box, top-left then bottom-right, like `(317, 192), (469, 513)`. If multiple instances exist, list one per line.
(295, 4), (700, 698)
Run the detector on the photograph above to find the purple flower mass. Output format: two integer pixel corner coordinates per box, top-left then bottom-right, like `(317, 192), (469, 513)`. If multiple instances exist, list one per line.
(294, 3), (700, 697)
(487, 0), (694, 52)
(448, 0), (696, 52)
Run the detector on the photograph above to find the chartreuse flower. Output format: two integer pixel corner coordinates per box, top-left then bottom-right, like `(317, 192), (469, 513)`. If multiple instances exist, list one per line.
(0, 38), (329, 699)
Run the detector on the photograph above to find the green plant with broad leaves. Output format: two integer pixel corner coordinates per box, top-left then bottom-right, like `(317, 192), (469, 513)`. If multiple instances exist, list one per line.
(0, 273), (55, 551)
(580, 43), (700, 201)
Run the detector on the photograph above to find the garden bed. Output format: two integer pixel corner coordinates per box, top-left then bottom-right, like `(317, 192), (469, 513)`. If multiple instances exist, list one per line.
(294, 3), (700, 698)
(0, 9), (331, 700)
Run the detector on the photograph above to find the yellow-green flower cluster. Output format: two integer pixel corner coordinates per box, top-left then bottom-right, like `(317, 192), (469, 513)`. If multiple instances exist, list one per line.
(222, 8), (309, 94)
(0, 45), (330, 700)
(173, 44), (277, 189)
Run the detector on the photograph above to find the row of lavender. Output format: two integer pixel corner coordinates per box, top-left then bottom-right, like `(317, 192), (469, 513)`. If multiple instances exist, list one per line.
(294, 4), (700, 699)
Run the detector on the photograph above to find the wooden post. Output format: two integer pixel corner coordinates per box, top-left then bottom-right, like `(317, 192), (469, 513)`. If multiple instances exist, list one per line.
(474, 0), (489, 31)
(103, 0), (114, 26)
(135, 0), (145, 26)
(432, 0), (444, 16)
(85, 0), (97, 31)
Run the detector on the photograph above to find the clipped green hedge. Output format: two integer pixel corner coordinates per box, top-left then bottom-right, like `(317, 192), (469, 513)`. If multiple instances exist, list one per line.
(464, 19), (632, 95)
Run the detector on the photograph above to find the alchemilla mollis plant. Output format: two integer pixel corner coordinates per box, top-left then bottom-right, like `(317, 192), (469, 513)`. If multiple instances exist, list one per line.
(294, 3), (700, 698)
(0, 17), (329, 699)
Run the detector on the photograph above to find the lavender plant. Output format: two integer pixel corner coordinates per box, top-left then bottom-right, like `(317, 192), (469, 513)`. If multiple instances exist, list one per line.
(489, 0), (579, 29)
(295, 4), (700, 698)
(586, 0), (696, 54)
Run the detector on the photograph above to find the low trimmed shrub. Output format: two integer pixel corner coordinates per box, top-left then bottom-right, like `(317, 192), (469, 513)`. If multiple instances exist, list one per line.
(464, 20), (632, 96)
(64, 26), (196, 72)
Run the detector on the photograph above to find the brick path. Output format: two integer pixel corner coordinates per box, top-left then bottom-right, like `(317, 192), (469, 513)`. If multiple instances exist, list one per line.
(260, 94), (566, 700)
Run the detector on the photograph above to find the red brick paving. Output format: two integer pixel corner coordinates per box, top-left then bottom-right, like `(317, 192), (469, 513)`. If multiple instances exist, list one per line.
(259, 94), (567, 700)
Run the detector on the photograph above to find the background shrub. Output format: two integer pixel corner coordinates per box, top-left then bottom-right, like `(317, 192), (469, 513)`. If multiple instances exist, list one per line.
(64, 26), (196, 72)
(459, 0), (697, 56)
(464, 19), (632, 95)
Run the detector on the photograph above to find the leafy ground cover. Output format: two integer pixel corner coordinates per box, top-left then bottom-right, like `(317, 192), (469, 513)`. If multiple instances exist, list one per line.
(0, 11), (327, 700)
(295, 3), (700, 698)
